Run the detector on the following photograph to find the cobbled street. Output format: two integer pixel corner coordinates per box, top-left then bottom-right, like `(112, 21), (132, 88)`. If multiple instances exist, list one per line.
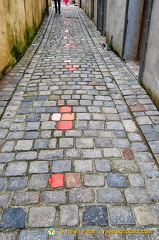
(0, 3), (159, 240)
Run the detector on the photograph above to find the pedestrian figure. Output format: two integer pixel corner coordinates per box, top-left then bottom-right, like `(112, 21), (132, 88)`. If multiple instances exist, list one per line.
(63, 0), (69, 5)
(54, 0), (61, 14)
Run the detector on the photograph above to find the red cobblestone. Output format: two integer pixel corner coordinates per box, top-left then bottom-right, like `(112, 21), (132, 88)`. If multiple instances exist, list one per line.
(66, 173), (81, 188)
(48, 174), (65, 188)
(59, 106), (72, 112)
(69, 67), (77, 71)
(56, 121), (73, 130)
(89, 82), (100, 86)
(130, 105), (145, 112)
(61, 113), (75, 120)
(122, 149), (135, 160)
(64, 65), (73, 69)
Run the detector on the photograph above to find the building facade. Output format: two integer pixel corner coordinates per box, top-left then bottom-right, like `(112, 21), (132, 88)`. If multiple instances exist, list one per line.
(0, 0), (51, 79)
(80, 0), (159, 109)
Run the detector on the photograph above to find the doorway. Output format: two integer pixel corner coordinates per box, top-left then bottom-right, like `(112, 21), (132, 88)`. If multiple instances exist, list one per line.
(123, 0), (149, 78)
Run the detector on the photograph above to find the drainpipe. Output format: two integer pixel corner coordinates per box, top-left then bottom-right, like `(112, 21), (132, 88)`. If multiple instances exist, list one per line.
(97, 0), (101, 31)
(46, 0), (49, 15)
(121, 0), (130, 60)
(79, 0), (81, 8)
(101, 0), (107, 36)
(138, 0), (154, 83)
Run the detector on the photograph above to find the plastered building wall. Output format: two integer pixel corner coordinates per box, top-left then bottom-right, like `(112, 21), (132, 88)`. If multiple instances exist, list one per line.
(106, 0), (127, 56)
(142, 0), (159, 108)
(0, 0), (50, 78)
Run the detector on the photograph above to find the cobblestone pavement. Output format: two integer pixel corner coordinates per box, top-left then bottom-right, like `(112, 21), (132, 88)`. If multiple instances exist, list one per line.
(0, 3), (159, 240)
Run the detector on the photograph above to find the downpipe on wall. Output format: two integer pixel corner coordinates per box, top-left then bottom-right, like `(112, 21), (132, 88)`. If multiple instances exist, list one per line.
(138, 0), (154, 83)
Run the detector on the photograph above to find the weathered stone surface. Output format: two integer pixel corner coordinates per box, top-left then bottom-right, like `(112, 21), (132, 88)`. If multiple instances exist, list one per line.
(59, 204), (79, 226)
(28, 207), (56, 227)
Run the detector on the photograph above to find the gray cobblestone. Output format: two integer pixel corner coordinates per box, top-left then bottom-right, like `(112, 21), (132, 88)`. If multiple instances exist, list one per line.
(65, 130), (82, 137)
(84, 175), (105, 186)
(75, 121), (88, 129)
(134, 206), (159, 225)
(89, 121), (104, 130)
(0, 129), (8, 138)
(19, 230), (48, 240)
(52, 160), (71, 173)
(95, 160), (111, 172)
(147, 179), (159, 200)
(39, 150), (63, 160)
(0, 232), (18, 240)
(0, 153), (15, 163)
(95, 138), (113, 148)
(12, 192), (40, 205)
(0, 164), (5, 174)
(16, 151), (37, 160)
(7, 131), (24, 139)
(50, 232), (75, 240)
(76, 138), (93, 148)
(107, 121), (124, 130)
(113, 160), (139, 173)
(29, 174), (49, 189)
(74, 160), (92, 172)
(109, 206), (135, 225)
(0, 178), (7, 190)
(97, 189), (123, 203)
(124, 189), (152, 203)
(10, 123), (25, 131)
(6, 177), (28, 190)
(128, 174), (145, 187)
(5, 162), (27, 176)
(28, 206), (56, 227)
(107, 174), (128, 187)
(41, 121), (56, 130)
(59, 204), (79, 226)
(83, 130), (98, 137)
(139, 162), (159, 178)
(83, 149), (102, 159)
(65, 149), (81, 159)
(41, 190), (66, 203)
(59, 138), (74, 148)
(15, 140), (33, 151)
(0, 193), (10, 207)
(69, 189), (95, 203)
(34, 139), (49, 149)
(29, 161), (49, 173)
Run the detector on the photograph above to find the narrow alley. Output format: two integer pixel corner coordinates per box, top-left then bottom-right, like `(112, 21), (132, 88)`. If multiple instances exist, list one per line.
(0, 3), (159, 240)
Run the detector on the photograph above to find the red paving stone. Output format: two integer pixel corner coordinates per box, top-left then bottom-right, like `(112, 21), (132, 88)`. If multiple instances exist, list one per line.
(65, 173), (81, 188)
(64, 29), (69, 33)
(64, 45), (70, 48)
(61, 113), (75, 121)
(69, 68), (77, 71)
(64, 65), (72, 69)
(56, 121), (73, 130)
(69, 41), (75, 43)
(59, 106), (72, 112)
(73, 65), (80, 68)
(70, 45), (76, 48)
(89, 81), (100, 86)
(130, 105), (145, 112)
(122, 149), (135, 160)
(48, 174), (65, 188)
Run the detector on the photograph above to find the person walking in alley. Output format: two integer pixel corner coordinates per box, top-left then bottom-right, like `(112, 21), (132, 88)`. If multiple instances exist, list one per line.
(54, 0), (61, 14)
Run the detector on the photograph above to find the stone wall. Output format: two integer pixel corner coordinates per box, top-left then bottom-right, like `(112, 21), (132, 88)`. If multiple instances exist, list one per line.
(0, 0), (51, 79)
